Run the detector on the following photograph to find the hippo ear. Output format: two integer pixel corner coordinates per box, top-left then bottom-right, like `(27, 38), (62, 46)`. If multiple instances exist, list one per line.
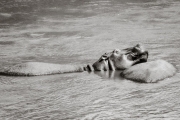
(98, 56), (105, 62)
(102, 54), (109, 60)
(135, 43), (141, 47)
(98, 52), (112, 62)
(98, 55), (108, 62)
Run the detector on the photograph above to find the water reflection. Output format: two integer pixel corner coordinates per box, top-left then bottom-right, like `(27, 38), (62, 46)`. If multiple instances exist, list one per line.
(94, 70), (124, 80)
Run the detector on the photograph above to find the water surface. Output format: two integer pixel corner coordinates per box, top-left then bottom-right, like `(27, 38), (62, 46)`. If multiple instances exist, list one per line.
(0, 0), (180, 119)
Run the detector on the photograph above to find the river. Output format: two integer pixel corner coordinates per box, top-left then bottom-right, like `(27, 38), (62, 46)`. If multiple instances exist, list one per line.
(0, 0), (180, 119)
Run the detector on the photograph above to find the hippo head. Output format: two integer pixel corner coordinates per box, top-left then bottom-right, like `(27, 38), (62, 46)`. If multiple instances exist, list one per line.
(92, 44), (148, 71)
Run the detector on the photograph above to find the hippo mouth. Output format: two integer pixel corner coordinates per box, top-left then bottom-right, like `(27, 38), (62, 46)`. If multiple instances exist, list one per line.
(123, 44), (149, 63)
(125, 50), (148, 62)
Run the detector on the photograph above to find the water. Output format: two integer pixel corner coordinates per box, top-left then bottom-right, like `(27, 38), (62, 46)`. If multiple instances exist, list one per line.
(0, 0), (180, 119)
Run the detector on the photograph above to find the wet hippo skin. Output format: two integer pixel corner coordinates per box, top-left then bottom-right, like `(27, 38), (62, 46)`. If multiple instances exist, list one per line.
(121, 59), (176, 83)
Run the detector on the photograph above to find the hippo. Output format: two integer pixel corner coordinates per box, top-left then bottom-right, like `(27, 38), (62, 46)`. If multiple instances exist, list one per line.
(0, 44), (147, 75)
(0, 44), (176, 83)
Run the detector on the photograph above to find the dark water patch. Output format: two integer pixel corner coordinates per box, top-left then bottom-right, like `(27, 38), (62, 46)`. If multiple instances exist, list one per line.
(142, 1), (172, 9)
(21, 56), (36, 62)
(145, 39), (180, 45)
(0, 33), (32, 39)
(153, 13), (170, 20)
(112, 19), (128, 24)
(0, 0), (39, 13)
(150, 43), (180, 50)
(128, 13), (142, 17)
(0, 13), (38, 25)
(123, 13), (143, 22)
(112, 0), (157, 4)
(0, 0), (93, 16)
(123, 12), (170, 24)
(145, 19), (164, 24)
(0, 13), (12, 21)
(38, 7), (95, 19)
(37, 0), (92, 8)
(0, 41), (15, 45)
(151, 45), (172, 49)
(0, 24), (12, 28)
(168, 20), (180, 24)
(36, 31), (79, 38)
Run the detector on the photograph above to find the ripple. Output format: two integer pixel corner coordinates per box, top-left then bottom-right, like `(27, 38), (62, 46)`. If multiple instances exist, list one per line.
(0, 0), (180, 119)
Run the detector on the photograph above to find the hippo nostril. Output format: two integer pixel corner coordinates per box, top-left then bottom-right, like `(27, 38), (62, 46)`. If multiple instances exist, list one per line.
(113, 49), (120, 54)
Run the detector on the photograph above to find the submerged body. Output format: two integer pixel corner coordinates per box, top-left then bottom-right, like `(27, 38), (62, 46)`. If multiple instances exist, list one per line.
(0, 62), (85, 76)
